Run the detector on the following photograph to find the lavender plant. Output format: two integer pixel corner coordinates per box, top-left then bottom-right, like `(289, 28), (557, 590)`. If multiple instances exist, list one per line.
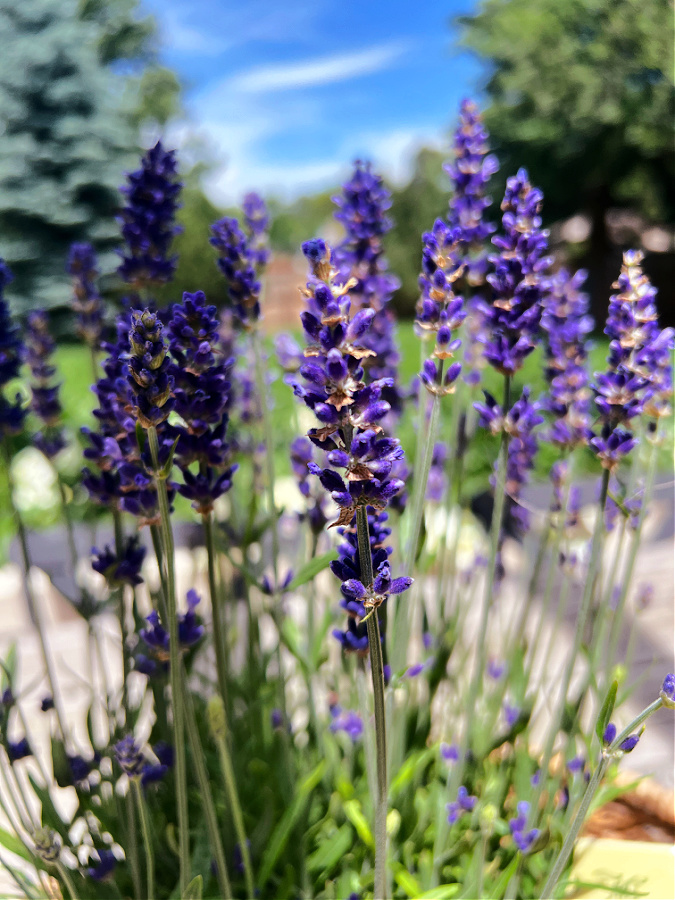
(0, 105), (673, 900)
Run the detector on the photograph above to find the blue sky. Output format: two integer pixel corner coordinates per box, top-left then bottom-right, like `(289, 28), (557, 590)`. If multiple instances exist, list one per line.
(140, 0), (485, 204)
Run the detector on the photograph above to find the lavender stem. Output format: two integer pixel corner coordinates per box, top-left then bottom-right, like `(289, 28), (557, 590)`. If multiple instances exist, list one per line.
(357, 506), (388, 900)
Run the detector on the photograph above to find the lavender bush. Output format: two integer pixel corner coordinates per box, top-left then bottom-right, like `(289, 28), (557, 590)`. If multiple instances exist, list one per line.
(0, 104), (673, 900)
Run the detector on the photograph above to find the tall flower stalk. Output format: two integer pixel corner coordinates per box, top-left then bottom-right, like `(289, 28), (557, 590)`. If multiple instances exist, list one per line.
(293, 239), (411, 898)
(126, 309), (191, 893)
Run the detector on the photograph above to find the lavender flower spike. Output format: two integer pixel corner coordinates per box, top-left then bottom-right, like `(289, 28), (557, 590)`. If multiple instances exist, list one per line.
(168, 291), (237, 515)
(67, 243), (104, 349)
(0, 260), (26, 439)
(127, 309), (175, 429)
(117, 142), (182, 287)
(332, 161), (402, 414)
(445, 99), (499, 284)
(483, 169), (552, 376)
(210, 216), (261, 329)
(540, 268), (593, 449)
(293, 238), (412, 652)
(242, 192), (270, 270)
(415, 219), (465, 395)
(25, 310), (66, 459)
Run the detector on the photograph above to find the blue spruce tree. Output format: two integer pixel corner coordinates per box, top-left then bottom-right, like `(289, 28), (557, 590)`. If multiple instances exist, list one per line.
(0, 0), (138, 312)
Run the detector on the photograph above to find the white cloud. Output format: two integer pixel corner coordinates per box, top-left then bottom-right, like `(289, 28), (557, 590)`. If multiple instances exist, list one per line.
(187, 121), (447, 206)
(227, 42), (410, 94)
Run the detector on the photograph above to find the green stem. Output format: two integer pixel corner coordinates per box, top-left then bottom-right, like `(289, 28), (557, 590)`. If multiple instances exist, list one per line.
(431, 376), (510, 890)
(251, 329), (279, 581)
(214, 725), (254, 898)
(531, 469), (610, 824)
(56, 862), (80, 900)
(539, 697), (665, 899)
(356, 506), (388, 900)
(181, 672), (233, 899)
(147, 426), (190, 895)
(126, 792), (142, 900)
(464, 375), (511, 748)
(203, 512), (229, 710)
(132, 779), (155, 900)
(112, 509), (131, 725)
(606, 439), (658, 668)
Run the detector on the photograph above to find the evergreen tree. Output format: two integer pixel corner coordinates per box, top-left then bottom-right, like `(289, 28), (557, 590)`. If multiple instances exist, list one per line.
(0, 0), (139, 312)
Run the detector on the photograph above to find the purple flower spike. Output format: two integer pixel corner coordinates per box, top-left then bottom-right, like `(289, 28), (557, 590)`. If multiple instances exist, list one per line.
(509, 800), (540, 853)
(446, 785), (477, 823)
(0, 261), (27, 439)
(67, 243), (105, 350)
(92, 535), (145, 588)
(117, 142), (182, 287)
(445, 99), (498, 289)
(211, 217), (262, 328)
(602, 722), (617, 745)
(332, 161), (402, 415)
(441, 743), (459, 762)
(415, 219), (466, 394)
(482, 168), (552, 376)
(590, 251), (670, 470)
(168, 290), (237, 514)
(661, 673), (675, 707)
(114, 734), (145, 777)
(329, 707), (363, 742)
(242, 192), (270, 269)
(293, 238), (410, 653)
(541, 268), (593, 449)
(127, 309), (175, 429)
(25, 310), (66, 458)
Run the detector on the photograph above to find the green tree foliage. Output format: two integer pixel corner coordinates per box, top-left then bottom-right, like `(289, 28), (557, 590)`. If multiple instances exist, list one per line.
(79, 0), (181, 127)
(456, 0), (675, 310)
(0, 0), (138, 312)
(385, 148), (448, 316)
(0, 0), (182, 315)
(268, 191), (336, 255)
(154, 171), (229, 309)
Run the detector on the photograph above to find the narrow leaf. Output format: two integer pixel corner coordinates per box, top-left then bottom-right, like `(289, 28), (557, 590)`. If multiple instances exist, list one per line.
(394, 864), (422, 898)
(258, 761), (326, 889)
(343, 800), (374, 850)
(183, 875), (203, 899)
(0, 827), (32, 863)
(596, 680), (618, 744)
(286, 551), (338, 592)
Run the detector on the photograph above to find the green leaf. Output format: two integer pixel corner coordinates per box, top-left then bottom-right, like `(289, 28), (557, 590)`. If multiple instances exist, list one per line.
(183, 875), (203, 900)
(307, 823), (352, 875)
(394, 864), (422, 898)
(257, 760), (326, 890)
(51, 736), (71, 789)
(286, 551), (338, 592)
(0, 644), (17, 691)
(390, 748), (433, 795)
(0, 826), (32, 862)
(280, 618), (309, 673)
(417, 885), (461, 899)
(596, 680), (618, 744)
(160, 436), (180, 478)
(342, 800), (374, 849)
(490, 855), (519, 900)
